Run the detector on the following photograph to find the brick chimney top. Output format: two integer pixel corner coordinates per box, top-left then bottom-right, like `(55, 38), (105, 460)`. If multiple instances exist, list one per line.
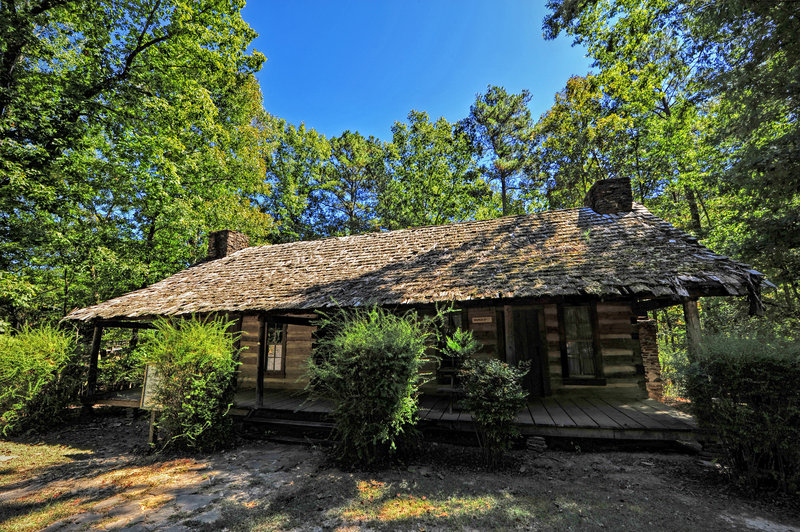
(584, 177), (633, 214)
(207, 230), (249, 260)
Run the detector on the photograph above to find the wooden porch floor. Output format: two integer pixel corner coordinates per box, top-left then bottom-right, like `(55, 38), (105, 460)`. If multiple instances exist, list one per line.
(93, 388), (698, 442)
(234, 390), (699, 442)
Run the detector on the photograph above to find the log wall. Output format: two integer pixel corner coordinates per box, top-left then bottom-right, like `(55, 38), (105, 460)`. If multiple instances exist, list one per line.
(234, 302), (648, 400)
(548, 302), (646, 399)
(236, 314), (314, 392)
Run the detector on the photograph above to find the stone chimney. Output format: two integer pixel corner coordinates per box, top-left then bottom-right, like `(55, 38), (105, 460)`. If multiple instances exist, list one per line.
(584, 177), (633, 214)
(207, 229), (249, 260)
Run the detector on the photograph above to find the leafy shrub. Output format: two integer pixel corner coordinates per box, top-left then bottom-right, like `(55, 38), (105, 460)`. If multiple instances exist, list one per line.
(459, 358), (529, 467)
(441, 327), (480, 368)
(144, 317), (239, 452)
(0, 325), (81, 436)
(306, 306), (436, 465)
(659, 343), (689, 399)
(685, 335), (800, 493)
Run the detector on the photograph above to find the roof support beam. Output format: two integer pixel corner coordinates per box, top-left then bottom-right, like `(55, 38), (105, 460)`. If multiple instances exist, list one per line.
(97, 319), (156, 329)
(83, 323), (103, 411)
(256, 315), (266, 408)
(632, 298), (682, 315)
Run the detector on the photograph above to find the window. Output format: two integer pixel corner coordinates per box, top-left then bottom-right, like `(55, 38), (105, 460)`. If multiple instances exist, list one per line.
(264, 322), (286, 377)
(559, 304), (603, 383)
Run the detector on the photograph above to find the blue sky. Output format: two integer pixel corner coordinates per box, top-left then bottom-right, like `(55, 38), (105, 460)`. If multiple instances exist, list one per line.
(241, 1), (591, 141)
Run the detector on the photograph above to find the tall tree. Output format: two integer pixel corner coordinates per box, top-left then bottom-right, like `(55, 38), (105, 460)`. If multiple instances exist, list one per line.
(460, 86), (536, 216)
(262, 120), (330, 243)
(531, 75), (633, 208)
(543, 0), (800, 324)
(380, 111), (491, 229)
(318, 130), (384, 236)
(0, 0), (270, 325)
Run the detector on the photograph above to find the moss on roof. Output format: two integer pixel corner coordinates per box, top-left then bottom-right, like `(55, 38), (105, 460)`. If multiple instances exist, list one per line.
(65, 204), (765, 321)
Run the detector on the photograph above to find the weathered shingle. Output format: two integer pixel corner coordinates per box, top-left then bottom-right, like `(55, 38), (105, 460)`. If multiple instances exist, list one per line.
(64, 204), (765, 321)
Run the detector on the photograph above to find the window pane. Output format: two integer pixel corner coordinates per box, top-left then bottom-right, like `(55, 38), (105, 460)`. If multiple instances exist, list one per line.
(272, 344), (282, 371)
(265, 324), (284, 374)
(564, 306), (596, 377)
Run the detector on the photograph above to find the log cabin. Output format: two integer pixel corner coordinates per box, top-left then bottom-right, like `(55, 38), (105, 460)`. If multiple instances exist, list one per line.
(65, 178), (766, 407)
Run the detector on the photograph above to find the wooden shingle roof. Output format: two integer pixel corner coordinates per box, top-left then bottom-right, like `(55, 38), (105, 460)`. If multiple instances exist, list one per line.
(65, 204), (765, 321)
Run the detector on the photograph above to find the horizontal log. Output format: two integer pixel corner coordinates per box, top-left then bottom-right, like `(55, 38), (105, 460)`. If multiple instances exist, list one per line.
(468, 308), (495, 317)
(601, 347), (634, 357)
(601, 354), (637, 366)
(599, 338), (638, 349)
(596, 302), (632, 312)
(598, 333), (634, 340)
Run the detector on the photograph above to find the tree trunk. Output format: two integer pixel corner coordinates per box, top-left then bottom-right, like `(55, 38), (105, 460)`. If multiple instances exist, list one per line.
(683, 300), (701, 363)
(500, 175), (508, 216)
(684, 185), (702, 235)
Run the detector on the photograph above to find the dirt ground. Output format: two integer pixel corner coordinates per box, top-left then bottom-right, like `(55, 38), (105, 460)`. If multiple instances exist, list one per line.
(0, 410), (798, 532)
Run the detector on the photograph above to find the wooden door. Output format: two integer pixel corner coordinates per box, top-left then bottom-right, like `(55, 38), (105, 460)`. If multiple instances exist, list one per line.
(511, 308), (547, 396)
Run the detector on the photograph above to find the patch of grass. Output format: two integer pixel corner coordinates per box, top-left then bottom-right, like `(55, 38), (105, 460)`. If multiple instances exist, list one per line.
(347, 492), (497, 521)
(0, 437), (206, 532)
(0, 497), (93, 532)
(0, 440), (89, 487)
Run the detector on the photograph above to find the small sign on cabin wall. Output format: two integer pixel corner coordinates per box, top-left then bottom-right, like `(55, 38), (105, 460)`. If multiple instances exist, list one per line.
(471, 316), (493, 324)
(140, 365), (162, 410)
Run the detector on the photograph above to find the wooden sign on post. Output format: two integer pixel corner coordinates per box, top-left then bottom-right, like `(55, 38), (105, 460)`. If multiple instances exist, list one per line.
(471, 316), (493, 324)
(140, 365), (162, 445)
(140, 365), (162, 410)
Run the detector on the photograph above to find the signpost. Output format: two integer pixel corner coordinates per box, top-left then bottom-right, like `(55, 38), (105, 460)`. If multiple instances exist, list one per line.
(140, 365), (162, 445)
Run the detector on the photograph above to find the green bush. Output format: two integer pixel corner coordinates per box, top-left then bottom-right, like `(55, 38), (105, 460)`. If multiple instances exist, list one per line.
(685, 335), (800, 493)
(441, 327), (480, 368)
(459, 358), (529, 467)
(306, 306), (436, 465)
(0, 325), (81, 436)
(659, 343), (689, 399)
(144, 317), (239, 453)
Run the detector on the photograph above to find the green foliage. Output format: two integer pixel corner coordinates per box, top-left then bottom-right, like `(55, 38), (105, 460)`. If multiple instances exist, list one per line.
(460, 86), (536, 216)
(97, 329), (151, 392)
(0, 325), (81, 436)
(305, 307), (436, 465)
(262, 119), (332, 243)
(380, 110), (493, 229)
(441, 327), (481, 369)
(531, 75), (642, 209)
(143, 317), (239, 453)
(658, 342), (689, 399)
(542, 0), (800, 336)
(1, 0), (272, 326)
(459, 359), (529, 467)
(685, 335), (800, 493)
(320, 130), (385, 236)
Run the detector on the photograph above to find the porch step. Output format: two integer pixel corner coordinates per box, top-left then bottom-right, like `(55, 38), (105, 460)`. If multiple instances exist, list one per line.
(247, 407), (331, 423)
(241, 415), (334, 440)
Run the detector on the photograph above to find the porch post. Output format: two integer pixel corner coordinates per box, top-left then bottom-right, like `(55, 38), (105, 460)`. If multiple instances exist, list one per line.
(503, 305), (516, 365)
(256, 315), (265, 408)
(683, 299), (701, 362)
(84, 323), (103, 406)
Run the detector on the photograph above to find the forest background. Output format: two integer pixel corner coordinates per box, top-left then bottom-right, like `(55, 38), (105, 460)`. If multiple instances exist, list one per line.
(1, 0), (798, 352)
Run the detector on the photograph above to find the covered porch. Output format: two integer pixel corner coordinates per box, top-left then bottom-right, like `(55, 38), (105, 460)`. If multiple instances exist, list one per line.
(232, 389), (699, 443)
(92, 384), (699, 443)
